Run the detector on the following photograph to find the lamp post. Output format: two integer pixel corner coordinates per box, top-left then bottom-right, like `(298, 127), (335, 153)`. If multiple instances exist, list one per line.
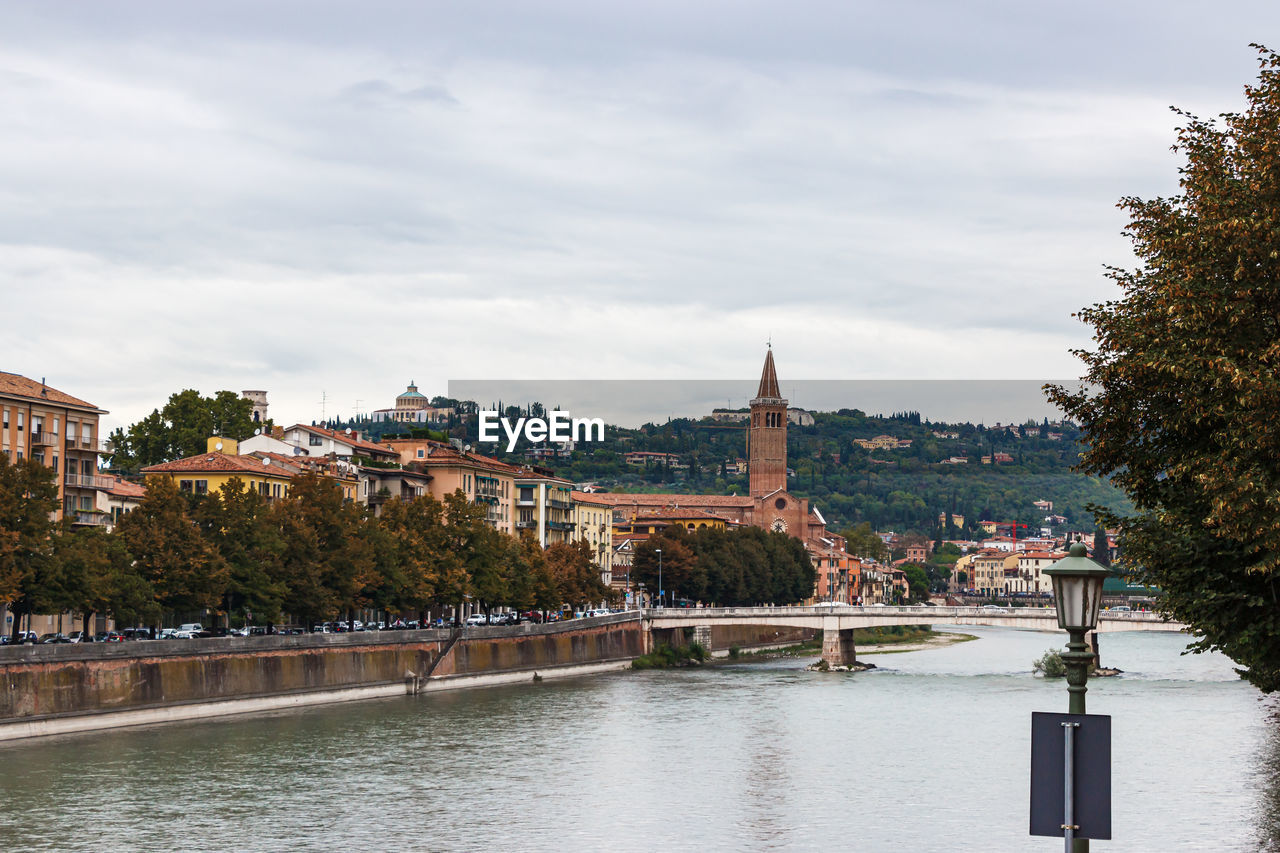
(1043, 541), (1110, 853)
(655, 548), (663, 610)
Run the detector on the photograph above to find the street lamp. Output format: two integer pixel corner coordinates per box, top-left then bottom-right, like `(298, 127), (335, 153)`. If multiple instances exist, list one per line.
(1043, 542), (1111, 715)
(655, 548), (663, 610)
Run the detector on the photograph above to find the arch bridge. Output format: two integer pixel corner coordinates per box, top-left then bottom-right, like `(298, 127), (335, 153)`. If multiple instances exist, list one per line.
(641, 605), (1186, 667)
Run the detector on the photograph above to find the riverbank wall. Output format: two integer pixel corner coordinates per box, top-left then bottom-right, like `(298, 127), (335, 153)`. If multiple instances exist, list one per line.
(0, 614), (644, 741)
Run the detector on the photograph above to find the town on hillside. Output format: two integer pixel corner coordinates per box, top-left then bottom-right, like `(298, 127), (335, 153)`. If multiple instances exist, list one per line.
(1, 349), (1141, 640)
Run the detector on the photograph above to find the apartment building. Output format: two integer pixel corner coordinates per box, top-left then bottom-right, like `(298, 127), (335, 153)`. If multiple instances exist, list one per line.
(0, 372), (109, 524)
(383, 438), (516, 534)
(570, 492), (614, 586)
(514, 468), (575, 547)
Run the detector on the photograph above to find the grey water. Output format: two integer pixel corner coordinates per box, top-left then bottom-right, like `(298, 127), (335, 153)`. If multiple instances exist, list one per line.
(1, 627), (1275, 852)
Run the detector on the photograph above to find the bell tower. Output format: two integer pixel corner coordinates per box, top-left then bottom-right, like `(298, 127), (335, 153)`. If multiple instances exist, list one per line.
(749, 346), (788, 497)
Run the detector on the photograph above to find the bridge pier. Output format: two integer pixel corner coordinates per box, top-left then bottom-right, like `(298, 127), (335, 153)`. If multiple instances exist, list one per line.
(821, 627), (857, 667)
(692, 625), (712, 651)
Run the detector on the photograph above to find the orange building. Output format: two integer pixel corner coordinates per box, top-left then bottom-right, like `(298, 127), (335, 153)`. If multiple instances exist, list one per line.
(0, 372), (108, 525)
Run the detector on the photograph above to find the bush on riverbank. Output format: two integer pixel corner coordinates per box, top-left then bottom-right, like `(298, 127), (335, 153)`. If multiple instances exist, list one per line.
(632, 642), (709, 670)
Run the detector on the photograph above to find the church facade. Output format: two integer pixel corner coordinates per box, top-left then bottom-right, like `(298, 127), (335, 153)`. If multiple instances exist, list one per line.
(584, 348), (845, 559)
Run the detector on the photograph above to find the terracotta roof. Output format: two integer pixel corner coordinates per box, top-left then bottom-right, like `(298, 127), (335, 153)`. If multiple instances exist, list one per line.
(106, 476), (147, 498)
(571, 490), (613, 506)
(583, 492), (755, 508)
(404, 442), (524, 477)
(287, 424), (397, 457)
(634, 507), (727, 522)
(142, 452), (298, 477)
(0, 371), (104, 412)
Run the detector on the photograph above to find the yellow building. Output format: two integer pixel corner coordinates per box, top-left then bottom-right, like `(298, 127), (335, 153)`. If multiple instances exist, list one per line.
(514, 469), (574, 547)
(141, 437), (296, 499)
(612, 507), (729, 536)
(571, 492), (615, 585)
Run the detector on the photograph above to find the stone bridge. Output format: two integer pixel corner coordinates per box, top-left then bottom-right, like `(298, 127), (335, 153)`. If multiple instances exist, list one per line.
(642, 605), (1186, 666)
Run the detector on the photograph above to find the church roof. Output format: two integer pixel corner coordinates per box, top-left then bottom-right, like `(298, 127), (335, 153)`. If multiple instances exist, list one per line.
(757, 348), (781, 399)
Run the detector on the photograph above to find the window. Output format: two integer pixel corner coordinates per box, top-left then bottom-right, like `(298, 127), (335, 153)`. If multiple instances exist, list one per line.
(81, 423), (91, 443)
(309, 434), (323, 446)
(32, 451), (44, 466)
(80, 496), (92, 511)
(2, 408), (7, 429)
(273, 483), (282, 498)
(195, 480), (208, 496)
(417, 449), (425, 458)
(65, 497), (75, 515)
(179, 480), (193, 493)
(67, 420), (75, 440)
(15, 449), (22, 461)
(53, 417), (59, 435)
(17, 412), (24, 430)
(52, 454), (58, 473)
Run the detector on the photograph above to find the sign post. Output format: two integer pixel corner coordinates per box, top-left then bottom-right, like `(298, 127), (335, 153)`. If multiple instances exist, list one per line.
(1030, 712), (1111, 847)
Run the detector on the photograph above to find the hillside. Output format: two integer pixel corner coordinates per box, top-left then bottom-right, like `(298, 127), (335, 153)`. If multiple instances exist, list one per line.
(347, 405), (1130, 539)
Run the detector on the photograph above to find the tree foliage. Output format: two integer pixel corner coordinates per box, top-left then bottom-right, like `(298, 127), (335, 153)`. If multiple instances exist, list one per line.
(108, 389), (258, 470)
(1047, 46), (1280, 692)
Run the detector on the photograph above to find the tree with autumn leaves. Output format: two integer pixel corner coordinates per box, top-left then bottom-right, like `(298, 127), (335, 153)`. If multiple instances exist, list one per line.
(1049, 46), (1280, 692)
(2, 456), (617, 634)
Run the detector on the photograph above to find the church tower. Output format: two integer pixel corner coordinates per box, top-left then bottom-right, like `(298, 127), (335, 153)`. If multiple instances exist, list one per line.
(749, 347), (788, 497)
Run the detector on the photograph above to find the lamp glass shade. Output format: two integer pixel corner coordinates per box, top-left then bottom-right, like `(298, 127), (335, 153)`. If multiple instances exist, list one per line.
(1045, 542), (1110, 630)
(1050, 573), (1105, 630)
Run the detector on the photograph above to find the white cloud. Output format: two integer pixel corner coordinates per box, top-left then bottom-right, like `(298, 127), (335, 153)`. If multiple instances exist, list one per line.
(0, 1), (1271, 432)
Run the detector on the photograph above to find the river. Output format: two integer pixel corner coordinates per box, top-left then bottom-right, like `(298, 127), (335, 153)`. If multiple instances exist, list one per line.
(1, 627), (1275, 852)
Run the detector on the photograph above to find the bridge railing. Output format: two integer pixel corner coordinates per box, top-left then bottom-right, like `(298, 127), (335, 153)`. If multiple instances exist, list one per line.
(641, 605), (1171, 623)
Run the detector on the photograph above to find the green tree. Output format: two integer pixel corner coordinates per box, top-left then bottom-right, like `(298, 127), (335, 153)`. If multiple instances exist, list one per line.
(115, 477), (227, 620)
(902, 564), (930, 602)
(840, 522), (888, 562)
(109, 389), (257, 470)
(1047, 46), (1280, 692)
(1, 453), (64, 640)
(195, 478), (289, 626)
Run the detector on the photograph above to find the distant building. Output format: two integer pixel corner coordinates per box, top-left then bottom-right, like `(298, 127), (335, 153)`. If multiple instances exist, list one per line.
(371, 381), (456, 424)
(241, 390), (269, 424)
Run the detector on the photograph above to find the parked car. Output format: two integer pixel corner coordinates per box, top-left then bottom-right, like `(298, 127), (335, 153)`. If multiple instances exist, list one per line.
(177, 623), (203, 634)
(39, 633), (70, 644)
(465, 614), (489, 626)
(122, 627), (152, 640)
(100, 632), (125, 643)
(66, 631), (93, 643)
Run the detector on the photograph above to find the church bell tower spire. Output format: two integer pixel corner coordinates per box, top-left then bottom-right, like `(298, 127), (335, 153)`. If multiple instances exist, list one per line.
(749, 347), (788, 497)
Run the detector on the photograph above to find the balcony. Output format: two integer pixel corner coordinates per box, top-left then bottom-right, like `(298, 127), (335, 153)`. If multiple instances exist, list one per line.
(71, 511), (110, 527)
(515, 520), (537, 530)
(30, 431), (58, 447)
(65, 473), (112, 490)
(516, 498), (536, 507)
(548, 498), (571, 510)
(548, 520), (575, 531)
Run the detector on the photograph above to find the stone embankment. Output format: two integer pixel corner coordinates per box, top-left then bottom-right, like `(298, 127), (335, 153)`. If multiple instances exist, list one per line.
(0, 614), (814, 741)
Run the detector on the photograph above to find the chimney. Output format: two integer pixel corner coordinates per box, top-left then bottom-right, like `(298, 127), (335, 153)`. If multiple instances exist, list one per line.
(40, 377), (47, 397)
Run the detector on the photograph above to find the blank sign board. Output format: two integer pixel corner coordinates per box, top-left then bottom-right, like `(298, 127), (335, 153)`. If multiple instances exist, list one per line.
(1030, 711), (1111, 840)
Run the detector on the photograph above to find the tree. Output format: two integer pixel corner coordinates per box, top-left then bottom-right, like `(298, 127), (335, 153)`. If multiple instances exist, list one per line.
(840, 522), (888, 563)
(0, 453), (63, 640)
(115, 477), (226, 620)
(902, 564), (930, 602)
(109, 389), (257, 470)
(1047, 46), (1280, 692)
(194, 478), (288, 626)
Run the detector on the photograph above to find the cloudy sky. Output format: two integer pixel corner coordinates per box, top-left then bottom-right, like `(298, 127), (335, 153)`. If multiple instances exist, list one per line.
(4, 1), (1276, 432)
